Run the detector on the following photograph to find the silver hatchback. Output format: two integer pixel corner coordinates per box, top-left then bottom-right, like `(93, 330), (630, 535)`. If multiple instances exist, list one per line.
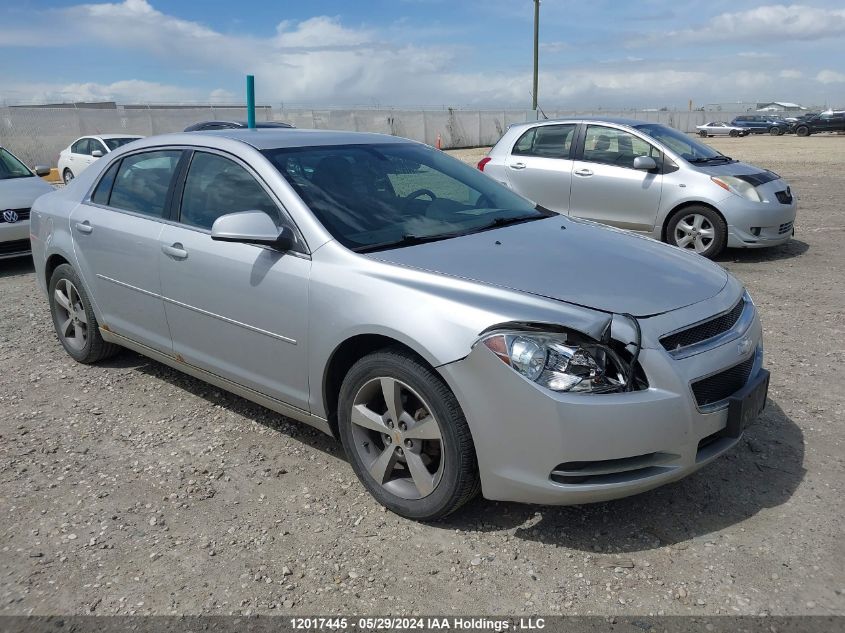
(31, 130), (769, 520)
(480, 117), (797, 258)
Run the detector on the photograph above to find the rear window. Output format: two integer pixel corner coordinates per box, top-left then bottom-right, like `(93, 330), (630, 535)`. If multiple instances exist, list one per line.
(104, 137), (141, 151)
(108, 150), (182, 218)
(512, 124), (575, 159)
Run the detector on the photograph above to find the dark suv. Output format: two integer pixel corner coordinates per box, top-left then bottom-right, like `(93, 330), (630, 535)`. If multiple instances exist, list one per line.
(729, 115), (791, 136)
(792, 112), (845, 137)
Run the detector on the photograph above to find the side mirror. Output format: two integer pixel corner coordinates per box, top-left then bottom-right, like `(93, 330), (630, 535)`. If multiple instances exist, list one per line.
(34, 165), (51, 177)
(91, 150), (104, 158)
(211, 210), (296, 251)
(633, 156), (658, 171)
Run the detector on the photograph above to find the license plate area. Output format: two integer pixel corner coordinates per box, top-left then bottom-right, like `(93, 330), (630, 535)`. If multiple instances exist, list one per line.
(726, 369), (770, 438)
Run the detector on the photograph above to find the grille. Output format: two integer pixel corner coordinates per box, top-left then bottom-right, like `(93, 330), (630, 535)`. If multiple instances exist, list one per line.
(660, 299), (745, 352)
(0, 207), (30, 223)
(691, 355), (755, 407)
(0, 239), (31, 256)
(778, 221), (794, 235)
(775, 188), (793, 204)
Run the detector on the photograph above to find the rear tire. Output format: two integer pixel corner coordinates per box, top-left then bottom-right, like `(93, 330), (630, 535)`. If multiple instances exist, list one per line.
(62, 169), (74, 184)
(796, 125), (810, 137)
(666, 206), (727, 259)
(337, 347), (480, 521)
(48, 264), (120, 364)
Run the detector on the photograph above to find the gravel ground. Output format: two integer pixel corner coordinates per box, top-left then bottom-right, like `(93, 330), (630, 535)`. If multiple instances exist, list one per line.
(1, 135), (843, 617)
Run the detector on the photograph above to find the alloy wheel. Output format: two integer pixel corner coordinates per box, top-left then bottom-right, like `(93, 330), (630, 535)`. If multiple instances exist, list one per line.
(674, 213), (715, 254)
(349, 376), (444, 500)
(52, 278), (88, 351)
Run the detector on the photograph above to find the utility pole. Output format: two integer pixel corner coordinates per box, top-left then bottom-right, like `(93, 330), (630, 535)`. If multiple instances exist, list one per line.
(532, 0), (540, 114)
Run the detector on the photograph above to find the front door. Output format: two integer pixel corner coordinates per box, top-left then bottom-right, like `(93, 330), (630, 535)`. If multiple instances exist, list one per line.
(157, 150), (311, 410)
(568, 125), (664, 232)
(70, 149), (184, 353)
(503, 123), (576, 214)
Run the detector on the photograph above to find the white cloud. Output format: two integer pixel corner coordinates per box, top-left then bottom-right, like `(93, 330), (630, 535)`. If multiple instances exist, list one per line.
(0, 0), (841, 108)
(637, 4), (845, 45)
(816, 69), (845, 84)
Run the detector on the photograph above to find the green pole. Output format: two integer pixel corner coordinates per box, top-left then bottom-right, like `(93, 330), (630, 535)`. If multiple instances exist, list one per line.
(246, 75), (255, 129)
(532, 0), (539, 113)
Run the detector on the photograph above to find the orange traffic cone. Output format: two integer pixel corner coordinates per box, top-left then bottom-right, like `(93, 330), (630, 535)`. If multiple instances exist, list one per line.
(435, 133), (442, 150)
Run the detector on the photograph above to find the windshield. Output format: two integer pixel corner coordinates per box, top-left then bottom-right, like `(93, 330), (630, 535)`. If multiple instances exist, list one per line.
(634, 123), (722, 161)
(104, 137), (141, 151)
(0, 148), (34, 180)
(263, 143), (548, 251)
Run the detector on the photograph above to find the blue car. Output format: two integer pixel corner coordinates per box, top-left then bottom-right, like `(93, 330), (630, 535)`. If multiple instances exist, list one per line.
(729, 115), (791, 136)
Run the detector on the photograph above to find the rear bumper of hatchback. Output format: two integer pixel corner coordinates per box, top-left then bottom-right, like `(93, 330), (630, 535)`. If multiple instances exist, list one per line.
(438, 311), (764, 506)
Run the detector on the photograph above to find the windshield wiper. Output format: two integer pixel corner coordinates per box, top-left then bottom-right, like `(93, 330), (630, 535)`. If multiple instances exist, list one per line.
(688, 155), (734, 164)
(352, 231), (461, 253)
(352, 214), (547, 253)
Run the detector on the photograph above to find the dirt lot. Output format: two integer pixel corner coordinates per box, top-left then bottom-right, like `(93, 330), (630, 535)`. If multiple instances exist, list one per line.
(1, 135), (843, 617)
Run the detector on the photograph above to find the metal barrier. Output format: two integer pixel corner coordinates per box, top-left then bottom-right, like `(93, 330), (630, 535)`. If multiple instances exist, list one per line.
(1, 106), (747, 168)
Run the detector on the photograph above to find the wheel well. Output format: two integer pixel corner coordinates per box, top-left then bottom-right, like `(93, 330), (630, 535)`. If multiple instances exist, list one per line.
(322, 334), (423, 437)
(662, 202), (726, 241)
(45, 254), (70, 288)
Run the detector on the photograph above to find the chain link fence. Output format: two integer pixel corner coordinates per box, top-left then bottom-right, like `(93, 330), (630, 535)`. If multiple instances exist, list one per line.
(1, 105), (746, 168)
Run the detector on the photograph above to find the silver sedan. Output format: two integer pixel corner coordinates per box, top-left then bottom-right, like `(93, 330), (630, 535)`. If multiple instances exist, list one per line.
(696, 122), (749, 137)
(31, 130), (770, 520)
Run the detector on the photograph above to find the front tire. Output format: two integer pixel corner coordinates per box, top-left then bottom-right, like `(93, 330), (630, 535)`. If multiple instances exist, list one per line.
(666, 206), (727, 259)
(729, 129), (739, 137)
(48, 264), (120, 364)
(337, 347), (479, 521)
(699, 130), (707, 137)
(769, 126), (782, 136)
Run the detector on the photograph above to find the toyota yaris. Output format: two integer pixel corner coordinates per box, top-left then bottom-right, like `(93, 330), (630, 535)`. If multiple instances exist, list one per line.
(30, 130), (769, 520)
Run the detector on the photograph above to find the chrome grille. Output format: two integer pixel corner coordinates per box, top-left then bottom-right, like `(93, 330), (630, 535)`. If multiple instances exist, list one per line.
(660, 298), (745, 352)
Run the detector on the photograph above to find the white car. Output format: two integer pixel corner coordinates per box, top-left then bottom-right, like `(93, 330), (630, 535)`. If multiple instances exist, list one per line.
(58, 134), (142, 184)
(1, 146), (53, 259)
(695, 122), (749, 138)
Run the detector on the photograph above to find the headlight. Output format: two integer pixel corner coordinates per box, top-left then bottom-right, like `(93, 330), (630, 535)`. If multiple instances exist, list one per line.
(479, 331), (628, 393)
(711, 176), (762, 202)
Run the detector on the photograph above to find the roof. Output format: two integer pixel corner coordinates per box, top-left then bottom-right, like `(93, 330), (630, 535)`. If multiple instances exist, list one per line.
(757, 102), (805, 109)
(508, 116), (664, 131)
(87, 133), (144, 140)
(193, 128), (413, 149)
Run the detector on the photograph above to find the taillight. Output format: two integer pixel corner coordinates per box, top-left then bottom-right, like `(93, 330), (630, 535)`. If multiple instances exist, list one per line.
(477, 156), (492, 171)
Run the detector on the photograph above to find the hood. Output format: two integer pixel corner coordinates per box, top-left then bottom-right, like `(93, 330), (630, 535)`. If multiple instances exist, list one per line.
(692, 160), (778, 180)
(1, 176), (54, 209)
(368, 217), (728, 317)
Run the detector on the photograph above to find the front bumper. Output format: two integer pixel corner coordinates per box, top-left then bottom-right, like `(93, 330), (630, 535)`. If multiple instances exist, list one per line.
(721, 183), (797, 249)
(438, 294), (765, 505)
(0, 219), (32, 259)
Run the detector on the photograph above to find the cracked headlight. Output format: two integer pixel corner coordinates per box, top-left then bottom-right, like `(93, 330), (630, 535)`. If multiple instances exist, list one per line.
(711, 176), (762, 202)
(479, 331), (628, 393)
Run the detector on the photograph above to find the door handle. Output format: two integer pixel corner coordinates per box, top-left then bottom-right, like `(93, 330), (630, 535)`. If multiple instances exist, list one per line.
(574, 168), (594, 177)
(509, 162), (527, 170)
(162, 243), (188, 259)
(74, 221), (93, 234)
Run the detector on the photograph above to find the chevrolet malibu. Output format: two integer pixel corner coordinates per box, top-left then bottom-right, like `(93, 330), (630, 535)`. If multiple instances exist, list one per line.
(30, 130), (770, 520)
(479, 118), (797, 258)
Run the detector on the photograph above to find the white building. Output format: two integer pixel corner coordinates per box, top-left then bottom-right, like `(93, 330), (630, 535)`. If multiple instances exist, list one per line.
(756, 102), (807, 112)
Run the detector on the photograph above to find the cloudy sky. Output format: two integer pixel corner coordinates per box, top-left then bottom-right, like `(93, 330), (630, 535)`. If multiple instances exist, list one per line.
(1, 0), (843, 108)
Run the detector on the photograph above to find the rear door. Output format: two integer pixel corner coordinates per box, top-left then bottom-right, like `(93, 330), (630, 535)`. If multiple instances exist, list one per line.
(157, 150), (312, 410)
(568, 125), (664, 231)
(70, 149), (184, 353)
(502, 123), (576, 213)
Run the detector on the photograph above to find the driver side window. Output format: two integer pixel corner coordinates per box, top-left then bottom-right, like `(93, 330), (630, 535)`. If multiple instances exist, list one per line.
(179, 152), (280, 231)
(582, 126), (661, 169)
